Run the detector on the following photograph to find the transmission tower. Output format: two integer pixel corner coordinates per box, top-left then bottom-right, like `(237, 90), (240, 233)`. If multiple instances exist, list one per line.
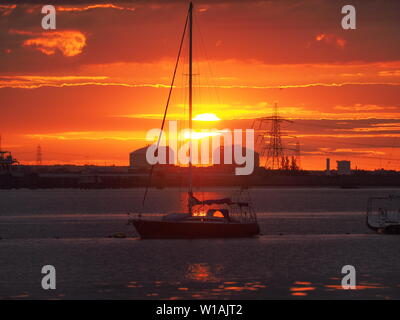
(36, 144), (42, 165)
(253, 102), (293, 169)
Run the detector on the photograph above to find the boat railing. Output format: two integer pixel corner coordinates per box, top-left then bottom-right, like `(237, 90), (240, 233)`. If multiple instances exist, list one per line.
(229, 203), (257, 223)
(191, 202), (257, 223)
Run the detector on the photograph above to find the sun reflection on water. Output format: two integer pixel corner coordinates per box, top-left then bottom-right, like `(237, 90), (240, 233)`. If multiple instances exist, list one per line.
(290, 281), (316, 297)
(185, 263), (221, 282)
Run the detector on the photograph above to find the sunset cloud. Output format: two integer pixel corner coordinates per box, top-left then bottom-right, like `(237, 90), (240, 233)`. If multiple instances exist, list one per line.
(310, 148), (386, 157)
(10, 30), (86, 57)
(334, 104), (396, 111)
(341, 127), (400, 133)
(1, 1), (400, 170)
(0, 75), (109, 89)
(25, 131), (145, 141)
(315, 33), (346, 49)
(0, 4), (16, 16)
(378, 70), (400, 77)
(57, 4), (136, 12)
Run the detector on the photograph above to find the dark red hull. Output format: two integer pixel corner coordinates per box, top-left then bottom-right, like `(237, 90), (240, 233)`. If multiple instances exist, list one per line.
(131, 219), (260, 239)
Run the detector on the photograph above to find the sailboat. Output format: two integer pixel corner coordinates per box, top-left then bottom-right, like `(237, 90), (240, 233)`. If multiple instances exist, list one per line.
(129, 2), (260, 239)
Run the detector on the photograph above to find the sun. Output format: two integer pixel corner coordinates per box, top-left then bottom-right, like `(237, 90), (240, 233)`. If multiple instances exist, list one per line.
(181, 130), (221, 140)
(193, 113), (221, 121)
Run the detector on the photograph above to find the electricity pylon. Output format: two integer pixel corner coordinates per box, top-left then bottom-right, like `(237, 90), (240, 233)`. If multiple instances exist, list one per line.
(253, 102), (293, 169)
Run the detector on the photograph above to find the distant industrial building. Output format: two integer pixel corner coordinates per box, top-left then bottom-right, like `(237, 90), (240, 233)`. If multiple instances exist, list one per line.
(129, 145), (174, 169)
(326, 158), (331, 175)
(337, 160), (351, 175)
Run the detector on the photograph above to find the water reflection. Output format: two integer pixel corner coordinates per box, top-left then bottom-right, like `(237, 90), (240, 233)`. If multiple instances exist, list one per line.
(10, 293), (29, 299)
(292, 292), (307, 296)
(324, 282), (386, 291)
(146, 293), (159, 297)
(119, 272), (391, 300)
(185, 263), (221, 282)
(126, 281), (143, 288)
(290, 281), (316, 297)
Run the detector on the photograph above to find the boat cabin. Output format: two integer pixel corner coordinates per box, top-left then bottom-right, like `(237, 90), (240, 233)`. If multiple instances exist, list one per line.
(162, 208), (232, 222)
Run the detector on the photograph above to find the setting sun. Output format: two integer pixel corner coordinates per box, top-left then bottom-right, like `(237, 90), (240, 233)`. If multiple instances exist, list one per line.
(182, 130), (222, 140)
(193, 113), (221, 121)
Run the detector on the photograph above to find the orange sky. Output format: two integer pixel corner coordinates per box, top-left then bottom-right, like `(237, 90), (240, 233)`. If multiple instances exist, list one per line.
(0, 0), (400, 170)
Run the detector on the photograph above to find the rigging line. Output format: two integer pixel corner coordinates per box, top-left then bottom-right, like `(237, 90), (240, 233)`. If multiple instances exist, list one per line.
(193, 16), (211, 110)
(194, 39), (202, 119)
(194, 11), (223, 110)
(142, 8), (189, 207)
(188, 1), (194, 208)
(178, 40), (188, 197)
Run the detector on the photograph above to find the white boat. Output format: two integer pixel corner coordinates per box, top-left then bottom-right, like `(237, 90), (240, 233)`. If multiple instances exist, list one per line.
(366, 194), (400, 234)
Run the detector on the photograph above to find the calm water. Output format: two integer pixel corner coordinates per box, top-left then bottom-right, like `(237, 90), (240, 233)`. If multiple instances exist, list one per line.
(0, 187), (399, 216)
(1, 187), (400, 299)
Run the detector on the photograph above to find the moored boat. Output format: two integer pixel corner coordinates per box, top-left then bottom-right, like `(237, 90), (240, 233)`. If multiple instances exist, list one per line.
(129, 2), (260, 239)
(366, 194), (400, 234)
(131, 198), (260, 239)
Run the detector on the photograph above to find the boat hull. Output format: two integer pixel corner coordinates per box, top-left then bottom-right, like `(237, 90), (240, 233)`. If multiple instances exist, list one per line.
(367, 222), (400, 234)
(131, 219), (260, 239)
(366, 215), (400, 234)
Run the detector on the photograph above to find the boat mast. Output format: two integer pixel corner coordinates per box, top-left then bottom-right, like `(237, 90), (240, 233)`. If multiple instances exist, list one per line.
(141, 8), (188, 207)
(188, 2), (193, 214)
